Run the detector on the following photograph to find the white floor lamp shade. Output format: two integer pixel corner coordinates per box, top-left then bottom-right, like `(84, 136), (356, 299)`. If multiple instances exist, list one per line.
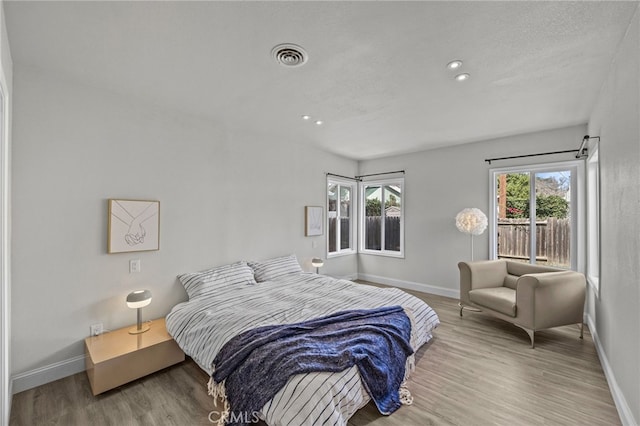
(455, 208), (488, 261)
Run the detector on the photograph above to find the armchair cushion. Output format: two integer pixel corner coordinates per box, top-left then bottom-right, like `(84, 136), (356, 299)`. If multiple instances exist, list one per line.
(469, 287), (516, 317)
(503, 262), (563, 289)
(503, 274), (519, 289)
(506, 261), (561, 276)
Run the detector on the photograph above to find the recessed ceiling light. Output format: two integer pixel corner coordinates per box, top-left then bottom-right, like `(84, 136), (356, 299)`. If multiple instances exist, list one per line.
(302, 115), (311, 120)
(315, 120), (323, 125)
(455, 73), (470, 81)
(447, 60), (463, 70)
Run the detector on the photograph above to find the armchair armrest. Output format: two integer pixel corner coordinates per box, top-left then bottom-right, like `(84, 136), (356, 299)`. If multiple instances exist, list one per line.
(516, 271), (586, 330)
(458, 260), (508, 304)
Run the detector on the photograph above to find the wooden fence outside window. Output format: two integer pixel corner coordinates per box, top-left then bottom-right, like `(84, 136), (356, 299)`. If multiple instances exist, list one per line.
(497, 218), (570, 267)
(328, 217), (401, 253)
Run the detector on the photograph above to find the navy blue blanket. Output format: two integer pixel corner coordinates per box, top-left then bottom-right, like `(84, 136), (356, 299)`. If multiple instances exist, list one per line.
(211, 305), (414, 425)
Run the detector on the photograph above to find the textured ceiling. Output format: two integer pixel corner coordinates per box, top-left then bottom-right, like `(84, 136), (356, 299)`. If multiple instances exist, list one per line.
(4, 1), (638, 160)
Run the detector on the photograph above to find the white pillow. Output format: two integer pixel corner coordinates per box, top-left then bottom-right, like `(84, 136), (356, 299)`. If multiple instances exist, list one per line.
(248, 254), (303, 282)
(178, 261), (256, 299)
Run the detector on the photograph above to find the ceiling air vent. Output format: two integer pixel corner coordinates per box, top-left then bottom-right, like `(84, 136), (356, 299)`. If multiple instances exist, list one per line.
(271, 44), (308, 67)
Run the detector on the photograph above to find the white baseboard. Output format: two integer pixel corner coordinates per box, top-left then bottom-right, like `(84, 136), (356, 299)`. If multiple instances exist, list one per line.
(586, 313), (637, 426)
(357, 273), (459, 299)
(11, 354), (86, 394)
(338, 273), (359, 281)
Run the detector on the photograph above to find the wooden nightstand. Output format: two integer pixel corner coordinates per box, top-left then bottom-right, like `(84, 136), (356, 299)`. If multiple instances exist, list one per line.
(84, 317), (185, 395)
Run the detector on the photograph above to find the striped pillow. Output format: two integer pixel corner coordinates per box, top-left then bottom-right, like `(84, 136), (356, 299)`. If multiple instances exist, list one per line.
(178, 261), (256, 300)
(248, 254), (303, 283)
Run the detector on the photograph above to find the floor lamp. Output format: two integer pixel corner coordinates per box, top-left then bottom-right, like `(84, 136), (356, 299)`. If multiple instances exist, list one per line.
(455, 208), (488, 261)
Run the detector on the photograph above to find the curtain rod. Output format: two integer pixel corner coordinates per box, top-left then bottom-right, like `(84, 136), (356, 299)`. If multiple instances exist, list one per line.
(484, 135), (600, 165)
(576, 135), (599, 159)
(326, 172), (361, 181)
(355, 170), (405, 179)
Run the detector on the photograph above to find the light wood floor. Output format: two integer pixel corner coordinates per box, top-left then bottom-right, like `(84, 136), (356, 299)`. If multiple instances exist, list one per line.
(10, 286), (621, 426)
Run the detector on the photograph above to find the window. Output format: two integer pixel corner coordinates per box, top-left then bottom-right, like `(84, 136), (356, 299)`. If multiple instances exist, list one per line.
(327, 177), (356, 257)
(359, 178), (404, 257)
(586, 145), (600, 293)
(490, 161), (583, 270)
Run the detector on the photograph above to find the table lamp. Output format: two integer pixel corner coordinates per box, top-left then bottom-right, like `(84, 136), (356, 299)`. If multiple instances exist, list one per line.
(311, 258), (324, 274)
(126, 289), (152, 334)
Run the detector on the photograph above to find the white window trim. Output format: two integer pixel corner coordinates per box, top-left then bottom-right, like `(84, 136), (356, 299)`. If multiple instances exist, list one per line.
(586, 143), (600, 296)
(326, 177), (357, 258)
(489, 160), (585, 272)
(358, 178), (405, 258)
(0, 70), (10, 426)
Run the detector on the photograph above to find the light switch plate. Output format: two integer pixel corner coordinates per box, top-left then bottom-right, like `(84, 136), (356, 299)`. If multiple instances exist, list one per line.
(129, 259), (141, 273)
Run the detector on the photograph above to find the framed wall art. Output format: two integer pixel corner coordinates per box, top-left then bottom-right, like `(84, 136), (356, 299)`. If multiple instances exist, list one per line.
(108, 199), (160, 254)
(305, 206), (323, 236)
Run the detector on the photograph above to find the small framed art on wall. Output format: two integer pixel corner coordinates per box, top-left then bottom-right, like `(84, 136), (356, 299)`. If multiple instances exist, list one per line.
(305, 206), (323, 236)
(108, 199), (160, 254)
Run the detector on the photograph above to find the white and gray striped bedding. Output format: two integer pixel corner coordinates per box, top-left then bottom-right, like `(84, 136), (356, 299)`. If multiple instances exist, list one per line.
(248, 254), (303, 282)
(166, 272), (440, 426)
(177, 261), (257, 300)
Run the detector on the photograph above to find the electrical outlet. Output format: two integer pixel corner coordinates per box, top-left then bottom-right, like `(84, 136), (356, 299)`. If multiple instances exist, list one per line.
(90, 323), (103, 336)
(129, 259), (141, 273)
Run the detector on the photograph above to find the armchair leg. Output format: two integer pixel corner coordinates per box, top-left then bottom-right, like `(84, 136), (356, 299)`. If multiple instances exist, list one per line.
(580, 322), (584, 339)
(526, 329), (535, 348)
(459, 302), (463, 317)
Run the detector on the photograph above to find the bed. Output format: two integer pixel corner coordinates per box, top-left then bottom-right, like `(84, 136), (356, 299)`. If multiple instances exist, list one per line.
(166, 256), (440, 426)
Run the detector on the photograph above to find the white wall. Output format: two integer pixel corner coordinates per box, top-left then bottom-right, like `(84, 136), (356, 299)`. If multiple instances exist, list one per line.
(587, 5), (639, 425)
(357, 124), (587, 295)
(10, 64), (357, 380)
(0, 0), (12, 423)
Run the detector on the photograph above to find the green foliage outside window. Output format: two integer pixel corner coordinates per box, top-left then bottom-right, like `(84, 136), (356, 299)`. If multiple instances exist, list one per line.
(502, 174), (569, 219)
(366, 198), (381, 216)
(365, 194), (400, 216)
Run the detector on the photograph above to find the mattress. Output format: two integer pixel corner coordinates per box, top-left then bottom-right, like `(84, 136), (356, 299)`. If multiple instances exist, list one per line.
(166, 272), (439, 425)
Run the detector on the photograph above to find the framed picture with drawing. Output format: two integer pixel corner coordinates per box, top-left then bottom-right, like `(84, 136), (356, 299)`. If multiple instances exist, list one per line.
(305, 206), (323, 236)
(108, 199), (160, 253)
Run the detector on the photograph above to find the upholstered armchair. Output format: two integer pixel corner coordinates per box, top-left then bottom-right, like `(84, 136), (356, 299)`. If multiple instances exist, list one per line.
(458, 260), (586, 348)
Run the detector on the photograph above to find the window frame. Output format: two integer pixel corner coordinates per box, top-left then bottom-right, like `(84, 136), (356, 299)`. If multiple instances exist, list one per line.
(358, 177), (405, 258)
(0, 68), (9, 426)
(489, 160), (584, 272)
(326, 176), (357, 258)
(586, 143), (600, 295)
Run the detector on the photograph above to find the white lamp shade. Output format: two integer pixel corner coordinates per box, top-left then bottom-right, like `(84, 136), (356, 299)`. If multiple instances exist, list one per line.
(311, 258), (324, 268)
(455, 208), (488, 236)
(126, 289), (152, 309)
